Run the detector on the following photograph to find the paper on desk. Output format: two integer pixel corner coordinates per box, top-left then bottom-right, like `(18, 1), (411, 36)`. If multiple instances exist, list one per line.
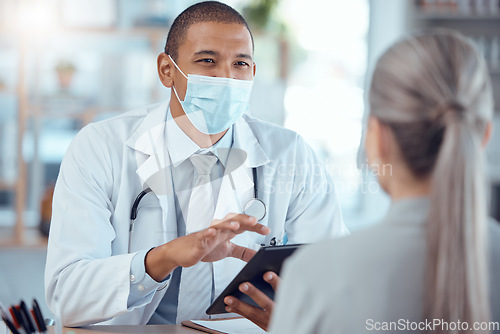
(192, 318), (267, 334)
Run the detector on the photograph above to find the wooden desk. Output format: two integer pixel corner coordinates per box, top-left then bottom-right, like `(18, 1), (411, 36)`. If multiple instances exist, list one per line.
(47, 325), (201, 333)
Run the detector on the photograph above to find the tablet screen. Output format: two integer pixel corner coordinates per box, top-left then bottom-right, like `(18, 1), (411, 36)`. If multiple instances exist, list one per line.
(206, 244), (302, 315)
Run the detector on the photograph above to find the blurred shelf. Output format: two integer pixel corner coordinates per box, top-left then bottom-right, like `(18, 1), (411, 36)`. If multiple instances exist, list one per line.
(0, 89), (16, 95)
(415, 12), (500, 20)
(0, 226), (48, 248)
(0, 180), (15, 190)
(0, 26), (170, 38)
(27, 104), (126, 123)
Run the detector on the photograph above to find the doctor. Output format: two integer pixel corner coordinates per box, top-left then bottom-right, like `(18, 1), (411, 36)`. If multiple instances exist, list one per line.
(45, 0), (347, 327)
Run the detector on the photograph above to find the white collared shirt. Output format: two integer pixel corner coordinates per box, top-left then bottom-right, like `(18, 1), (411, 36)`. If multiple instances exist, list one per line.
(165, 108), (233, 223)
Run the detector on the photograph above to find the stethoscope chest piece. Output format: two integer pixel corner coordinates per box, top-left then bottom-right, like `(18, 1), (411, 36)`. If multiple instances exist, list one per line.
(243, 198), (266, 221)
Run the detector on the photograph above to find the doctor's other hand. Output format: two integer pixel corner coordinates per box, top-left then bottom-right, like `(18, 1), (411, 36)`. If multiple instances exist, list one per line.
(145, 214), (270, 282)
(224, 271), (281, 331)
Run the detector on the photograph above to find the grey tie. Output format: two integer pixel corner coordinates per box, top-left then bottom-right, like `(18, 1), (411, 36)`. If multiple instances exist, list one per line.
(185, 153), (218, 233)
(176, 152), (218, 323)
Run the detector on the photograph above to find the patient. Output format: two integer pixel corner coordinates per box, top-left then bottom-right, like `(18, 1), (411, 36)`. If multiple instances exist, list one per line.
(270, 30), (500, 334)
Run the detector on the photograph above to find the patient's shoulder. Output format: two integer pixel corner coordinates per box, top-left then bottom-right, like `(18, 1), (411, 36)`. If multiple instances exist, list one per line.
(289, 220), (426, 281)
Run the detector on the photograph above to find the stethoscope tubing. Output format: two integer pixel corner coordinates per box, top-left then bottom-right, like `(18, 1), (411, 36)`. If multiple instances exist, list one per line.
(130, 168), (264, 224)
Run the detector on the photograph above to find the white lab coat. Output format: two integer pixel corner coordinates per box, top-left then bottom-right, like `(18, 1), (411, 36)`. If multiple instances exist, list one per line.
(45, 101), (347, 326)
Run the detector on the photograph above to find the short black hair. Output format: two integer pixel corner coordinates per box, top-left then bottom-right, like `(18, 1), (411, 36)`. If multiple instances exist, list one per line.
(164, 1), (254, 60)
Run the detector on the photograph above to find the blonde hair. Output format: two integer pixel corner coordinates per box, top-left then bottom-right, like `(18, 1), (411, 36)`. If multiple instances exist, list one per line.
(369, 30), (493, 333)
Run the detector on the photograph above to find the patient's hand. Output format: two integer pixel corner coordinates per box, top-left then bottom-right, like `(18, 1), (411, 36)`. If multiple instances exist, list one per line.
(223, 271), (280, 331)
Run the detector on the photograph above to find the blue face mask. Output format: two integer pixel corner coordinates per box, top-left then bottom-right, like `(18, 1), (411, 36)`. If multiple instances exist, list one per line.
(168, 55), (254, 135)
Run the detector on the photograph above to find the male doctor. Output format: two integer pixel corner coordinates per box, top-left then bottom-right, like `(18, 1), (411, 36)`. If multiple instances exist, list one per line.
(45, 0), (347, 327)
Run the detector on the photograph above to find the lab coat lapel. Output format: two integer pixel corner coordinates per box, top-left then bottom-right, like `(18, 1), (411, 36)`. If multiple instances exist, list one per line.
(125, 100), (178, 244)
(126, 101), (169, 187)
(213, 150), (253, 220)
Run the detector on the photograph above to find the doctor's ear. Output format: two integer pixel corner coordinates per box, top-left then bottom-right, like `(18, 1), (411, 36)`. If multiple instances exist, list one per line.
(157, 53), (174, 88)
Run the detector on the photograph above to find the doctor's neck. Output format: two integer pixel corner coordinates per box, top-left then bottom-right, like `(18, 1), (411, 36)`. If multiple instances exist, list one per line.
(170, 105), (227, 148)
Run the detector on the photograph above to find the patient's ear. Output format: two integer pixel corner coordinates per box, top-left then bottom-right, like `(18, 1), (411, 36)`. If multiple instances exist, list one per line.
(365, 117), (387, 164)
(378, 120), (394, 162)
(482, 121), (492, 148)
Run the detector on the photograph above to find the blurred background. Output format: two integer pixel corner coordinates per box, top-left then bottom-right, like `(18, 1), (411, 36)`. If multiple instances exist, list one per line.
(0, 0), (499, 320)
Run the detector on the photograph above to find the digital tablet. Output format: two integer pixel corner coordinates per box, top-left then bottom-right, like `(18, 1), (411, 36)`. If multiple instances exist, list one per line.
(206, 244), (302, 315)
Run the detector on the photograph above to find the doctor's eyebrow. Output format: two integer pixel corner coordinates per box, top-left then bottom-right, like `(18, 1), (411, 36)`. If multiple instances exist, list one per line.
(236, 53), (253, 61)
(193, 50), (252, 61)
(194, 50), (218, 57)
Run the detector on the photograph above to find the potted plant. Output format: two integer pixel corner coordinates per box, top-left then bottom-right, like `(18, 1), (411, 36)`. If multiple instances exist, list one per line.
(55, 61), (76, 90)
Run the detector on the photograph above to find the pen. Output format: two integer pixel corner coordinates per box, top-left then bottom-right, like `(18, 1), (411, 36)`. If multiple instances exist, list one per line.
(20, 301), (36, 334)
(30, 310), (38, 331)
(14, 304), (32, 334)
(32, 299), (47, 332)
(2, 313), (21, 334)
(10, 306), (23, 331)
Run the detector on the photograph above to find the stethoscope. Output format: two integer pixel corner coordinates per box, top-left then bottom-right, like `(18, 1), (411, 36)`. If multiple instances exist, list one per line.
(129, 168), (267, 246)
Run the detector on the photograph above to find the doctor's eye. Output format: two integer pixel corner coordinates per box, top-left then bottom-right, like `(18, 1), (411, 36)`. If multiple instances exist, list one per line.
(235, 61), (250, 67)
(198, 58), (215, 64)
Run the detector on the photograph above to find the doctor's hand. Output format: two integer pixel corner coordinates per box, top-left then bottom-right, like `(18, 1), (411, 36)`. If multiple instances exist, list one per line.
(223, 271), (281, 331)
(145, 214), (270, 282)
(201, 213), (269, 263)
